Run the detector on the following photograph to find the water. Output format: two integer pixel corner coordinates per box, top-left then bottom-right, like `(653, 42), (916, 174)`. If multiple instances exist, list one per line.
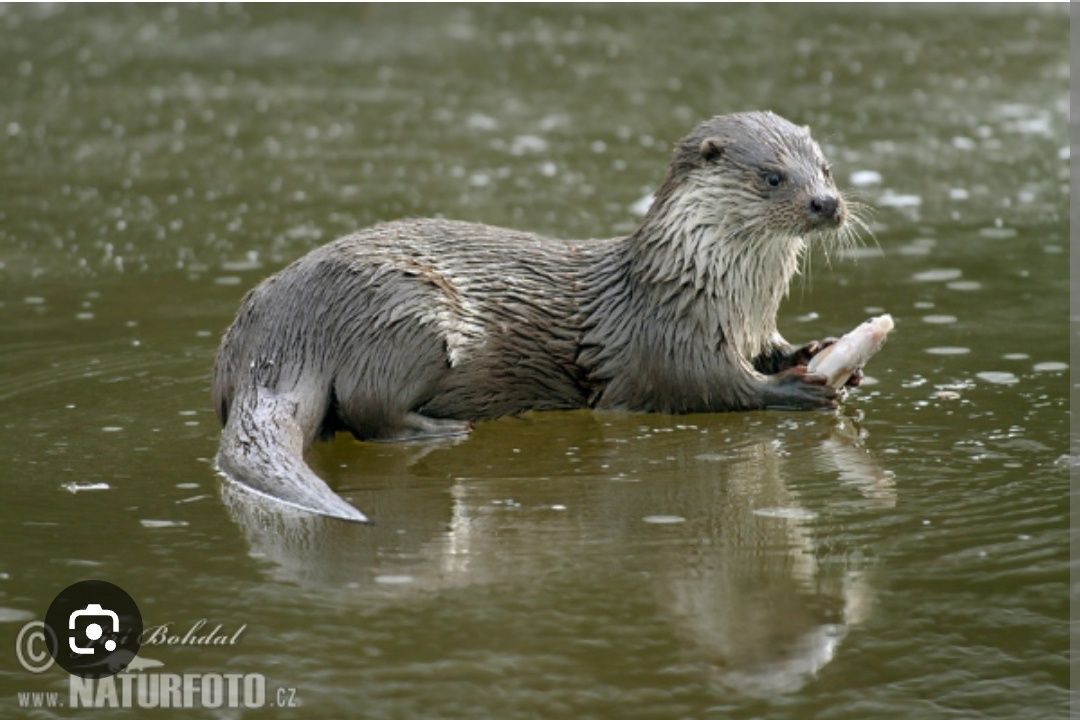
(0, 4), (1068, 718)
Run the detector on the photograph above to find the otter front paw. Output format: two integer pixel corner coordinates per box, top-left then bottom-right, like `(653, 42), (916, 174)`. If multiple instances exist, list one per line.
(790, 337), (838, 366)
(764, 365), (844, 410)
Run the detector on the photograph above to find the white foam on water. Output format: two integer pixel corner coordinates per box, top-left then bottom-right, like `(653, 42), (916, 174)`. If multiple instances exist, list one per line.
(642, 515), (686, 525)
(849, 170), (882, 186)
(912, 268), (962, 282)
(509, 134), (548, 155)
(374, 575), (415, 585)
(466, 113), (498, 131)
(976, 371), (1019, 386)
(630, 192), (654, 216)
(878, 190), (922, 208)
(140, 519), (190, 529)
(978, 227), (1017, 240)
(753, 507), (818, 521)
(925, 347), (970, 355)
(62, 482), (111, 493)
(946, 280), (982, 291)
(0, 608), (35, 623)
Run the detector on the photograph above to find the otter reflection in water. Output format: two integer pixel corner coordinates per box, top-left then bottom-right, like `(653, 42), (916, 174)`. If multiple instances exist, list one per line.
(221, 413), (893, 695)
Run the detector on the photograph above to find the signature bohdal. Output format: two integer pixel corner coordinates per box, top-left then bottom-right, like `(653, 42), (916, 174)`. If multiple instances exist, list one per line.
(140, 619), (246, 647)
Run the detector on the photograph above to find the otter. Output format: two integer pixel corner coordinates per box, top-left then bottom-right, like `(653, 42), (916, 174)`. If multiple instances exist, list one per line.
(212, 111), (865, 523)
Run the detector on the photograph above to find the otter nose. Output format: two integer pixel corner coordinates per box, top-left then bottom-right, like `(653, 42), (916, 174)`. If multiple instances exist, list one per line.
(808, 195), (839, 222)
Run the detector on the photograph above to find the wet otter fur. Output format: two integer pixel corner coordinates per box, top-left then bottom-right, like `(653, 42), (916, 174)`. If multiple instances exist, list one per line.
(213, 111), (864, 523)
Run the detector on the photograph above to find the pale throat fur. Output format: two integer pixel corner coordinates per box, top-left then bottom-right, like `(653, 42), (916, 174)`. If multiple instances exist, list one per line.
(613, 172), (805, 369)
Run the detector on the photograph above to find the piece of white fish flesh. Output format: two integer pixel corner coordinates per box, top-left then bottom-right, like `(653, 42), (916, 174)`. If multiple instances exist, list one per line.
(807, 314), (895, 389)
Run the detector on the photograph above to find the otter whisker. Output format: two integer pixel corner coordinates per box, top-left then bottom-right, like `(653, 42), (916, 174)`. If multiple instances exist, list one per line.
(842, 189), (881, 209)
(845, 197), (877, 213)
(847, 211), (880, 255)
(817, 224), (844, 269)
(798, 235), (815, 295)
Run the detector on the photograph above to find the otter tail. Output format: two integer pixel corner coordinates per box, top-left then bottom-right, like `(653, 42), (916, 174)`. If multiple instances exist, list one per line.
(214, 384), (370, 524)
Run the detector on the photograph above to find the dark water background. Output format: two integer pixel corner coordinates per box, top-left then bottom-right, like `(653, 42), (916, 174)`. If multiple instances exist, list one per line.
(0, 4), (1068, 718)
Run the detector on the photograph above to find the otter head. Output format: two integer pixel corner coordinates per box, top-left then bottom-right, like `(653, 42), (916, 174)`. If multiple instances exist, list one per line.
(655, 111), (848, 241)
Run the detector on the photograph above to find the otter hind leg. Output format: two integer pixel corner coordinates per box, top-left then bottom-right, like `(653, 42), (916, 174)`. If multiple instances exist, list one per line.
(369, 413), (473, 443)
(331, 326), (471, 443)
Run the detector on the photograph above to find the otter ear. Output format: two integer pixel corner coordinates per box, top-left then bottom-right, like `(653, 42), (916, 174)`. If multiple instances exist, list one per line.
(699, 137), (725, 163)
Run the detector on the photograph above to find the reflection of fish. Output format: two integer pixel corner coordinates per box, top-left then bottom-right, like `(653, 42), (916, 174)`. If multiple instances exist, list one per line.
(121, 655), (164, 672)
(808, 314), (894, 388)
(79, 648), (141, 676)
(815, 415), (898, 508)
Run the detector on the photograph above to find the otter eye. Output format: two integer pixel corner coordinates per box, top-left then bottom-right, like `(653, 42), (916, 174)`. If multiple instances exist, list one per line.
(764, 171), (783, 188)
(822, 164), (832, 180)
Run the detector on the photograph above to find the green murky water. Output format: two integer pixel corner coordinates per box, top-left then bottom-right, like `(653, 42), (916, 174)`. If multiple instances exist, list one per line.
(0, 4), (1068, 718)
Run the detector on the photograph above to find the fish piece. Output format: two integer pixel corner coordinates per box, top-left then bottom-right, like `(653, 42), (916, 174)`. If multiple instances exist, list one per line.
(807, 314), (895, 389)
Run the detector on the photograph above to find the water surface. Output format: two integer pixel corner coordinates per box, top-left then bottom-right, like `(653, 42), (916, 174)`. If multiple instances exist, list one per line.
(0, 5), (1068, 718)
